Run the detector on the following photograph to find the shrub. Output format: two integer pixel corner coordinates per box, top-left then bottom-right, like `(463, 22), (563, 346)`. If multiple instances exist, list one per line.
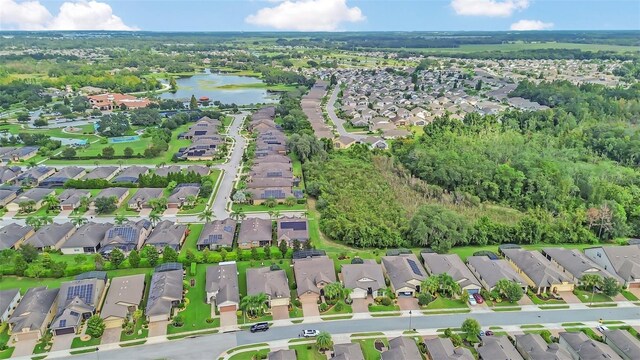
(334, 301), (344, 312)
(319, 302), (329, 312)
(380, 297), (393, 306)
(418, 293), (433, 306)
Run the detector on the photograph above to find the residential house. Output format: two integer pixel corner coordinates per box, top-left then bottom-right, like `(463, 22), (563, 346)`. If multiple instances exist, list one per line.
(112, 166), (148, 183)
(196, 219), (237, 250)
(205, 262), (240, 313)
(88, 93), (151, 110)
(333, 343), (365, 360)
(542, 248), (620, 285)
(584, 245), (640, 289)
(5, 187), (55, 213)
(24, 222), (76, 251)
(0, 146), (38, 162)
(0, 224), (34, 250)
(128, 188), (164, 211)
(14, 166), (55, 186)
(50, 274), (107, 335)
(146, 268), (183, 322)
(0, 186), (20, 207)
(334, 136), (357, 149)
(167, 184), (200, 209)
(293, 256), (336, 301)
(101, 274), (146, 328)
(478, 336), (524, 360)
(276, 217), (309, 246)
(381, 337), (422, 360)
(90, 187), (129, 210)
(514, 333), (572, 360)
(0, 166), (22, 183)
(381, 254), (427, 297)
(245, 187), (295, 205)
(340, 261), (386, 299)
(144, 220), (187, 251)
(268, 349), (297, 360)
(60, 223), (112, 255)
(99, 219), (152, 255)
(154, 166), (182, 177)
(237, 218), (272, 249)
(246, 266), (290, 308)
(8, 287), (59, 341)
(58, 189), (91, 211)
(0, 289), (20, 322)
(502, 249), (575, 294)
(466, 255), (528, 292)
(39, 166), (86, 188)
(422, 253), (482, 294)
(424, 337), (475, 360)
(82, 166), (120, 181)
(602, 329), (640, 360)
(558, 332), (621, 360)
(186, 165), (210, 177)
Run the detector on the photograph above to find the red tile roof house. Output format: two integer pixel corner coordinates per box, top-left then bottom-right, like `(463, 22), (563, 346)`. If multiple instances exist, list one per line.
(88, 93), (151, 110)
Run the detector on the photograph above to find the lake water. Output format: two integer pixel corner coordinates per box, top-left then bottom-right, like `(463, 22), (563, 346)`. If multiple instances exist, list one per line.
(159, 69), (279, 105)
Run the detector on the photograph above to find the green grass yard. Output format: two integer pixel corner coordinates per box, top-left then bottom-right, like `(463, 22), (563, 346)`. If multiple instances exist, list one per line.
(166, 264), (219, 334)
(423, 297), (468, 310)
(573, 289), (613, 303)
(71, 336), (101, 349)
(289, 344), (326, 360)
(354, 338), (388, 360)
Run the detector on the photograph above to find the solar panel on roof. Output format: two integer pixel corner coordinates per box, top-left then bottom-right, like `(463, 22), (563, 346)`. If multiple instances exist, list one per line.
(155, 262), (183, 272)
(223, 225), (233, 232)
(66, 283), (94, 304)
(280, 222), (307, 231)
(263, 189), (285, 199)
(407, 259), (423, 276)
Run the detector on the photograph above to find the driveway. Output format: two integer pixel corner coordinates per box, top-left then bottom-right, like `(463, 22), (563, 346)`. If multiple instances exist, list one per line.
(51, 333), (75, 351)
(629, 287), (640, 299)
(518, 294), (534, 306)
(57, 209), (73, 218)
(148, 320), (168, 337)
(139, 208), (152, 217)
(11, 336), (37, 357)
(163, 208), (179, 216)
(558, 291), (581, 304)
(397, 297), (420, 311)
(300, 297), (320, 318)
(352, 298), (373, 313)
(101, 328), (121, 345)
(2, 211), (17, 219)
(220, 311), (238, 329)
(271, 305), (289, 320)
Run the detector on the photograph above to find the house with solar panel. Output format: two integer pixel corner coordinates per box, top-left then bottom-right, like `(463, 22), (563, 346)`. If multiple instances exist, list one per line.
(50, 273), (107, 335)
(39, 166), (86, 188)
(12, 166), (55, 186)
(206, 262), (240, 313)
(99, 219), (152, 255)
(60, 222), (113, 255)
(238, 218), (272, 249)
(293, 256), (337, 303)
(197, 218), (237, 250)
(144, 220), (187, 252)
(146, 266), (184, 322)
(23, 222), (76, 251)
(381, 254), (427, 297)
(276, 217), (309, 247)
(0, 165), (23, 183)
(8, 287), (59, 341)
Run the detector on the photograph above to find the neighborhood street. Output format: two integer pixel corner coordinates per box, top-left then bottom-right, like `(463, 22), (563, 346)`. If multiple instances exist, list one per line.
(326, 84), (367, 141)
(41, 306), (640, 360)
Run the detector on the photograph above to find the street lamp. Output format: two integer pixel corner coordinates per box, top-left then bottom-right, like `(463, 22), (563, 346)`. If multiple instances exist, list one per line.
(409, 310), (412, 330)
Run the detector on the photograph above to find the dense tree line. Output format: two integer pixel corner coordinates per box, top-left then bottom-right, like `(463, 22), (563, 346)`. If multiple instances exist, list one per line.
(0, 82), (51, 110)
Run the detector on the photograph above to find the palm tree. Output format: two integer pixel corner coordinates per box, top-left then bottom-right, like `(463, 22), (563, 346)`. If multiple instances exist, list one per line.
(240, 293), (268, 321)
(71, 217), (88, 228)
(322, 282), (345, 302)
(42, 194), (60, 212)
(230, 209), (245, 221)
(198, 209), (214, 223)
(37, 215), (53, 228)
(420, 276), (440, 296)
(315, 331), (333, 351)
(580, 274), (603, 292)
(149, 212), (161, 226)
(148, 198), (167, 212)
(25, 215), (42, 230)
(185, 194), (197, 207)
(19, 200), (36, 214)
(79, 196), (91, 211)
(114, 214), (128, 225)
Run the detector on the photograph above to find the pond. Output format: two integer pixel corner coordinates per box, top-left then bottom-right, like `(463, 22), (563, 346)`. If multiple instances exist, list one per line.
(159, 69), (279, 105)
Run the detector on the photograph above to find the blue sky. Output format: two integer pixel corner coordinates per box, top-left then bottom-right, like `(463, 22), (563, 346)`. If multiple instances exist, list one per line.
(1, 0), (639, 31)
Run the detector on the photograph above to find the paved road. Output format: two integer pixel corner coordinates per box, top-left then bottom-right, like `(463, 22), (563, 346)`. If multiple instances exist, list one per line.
(326, 85), (367, 141)
(49, 306), (640, 360)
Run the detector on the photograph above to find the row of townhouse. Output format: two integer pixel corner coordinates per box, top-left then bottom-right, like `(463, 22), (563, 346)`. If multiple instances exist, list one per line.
(301, 81), (333, 139)
(245, 106), (303, 205)
(176, 116), (225, 160)
(0, 220), (187, 255)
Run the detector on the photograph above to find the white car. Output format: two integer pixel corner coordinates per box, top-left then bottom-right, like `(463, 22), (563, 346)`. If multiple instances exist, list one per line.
(596, 325), (609, 333)
(301, 329), (320, 337)
(468, 295), (477, 306)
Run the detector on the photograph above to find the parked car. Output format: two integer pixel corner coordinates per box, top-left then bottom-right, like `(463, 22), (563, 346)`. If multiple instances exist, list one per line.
(596, 325), (609, 333)
(301, 330), (320, 337)
(479, 330), (485, 337)
(485, 330), (494, 336)
(250, 322), (269, 333)
(468, 295), (477, 306)
(473, 293), (484, 304)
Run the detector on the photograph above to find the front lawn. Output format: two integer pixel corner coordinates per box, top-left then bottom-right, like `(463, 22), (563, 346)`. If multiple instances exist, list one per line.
(368, 304), (400, 312)
(423, 297), (468, 310)
(289, 344), (327, 360)
(228, 349), (270, 360)
(354, 338), (389, 360)
(71, 336), (101, 349)
(166, 264), (218, 334)
(621, 290), (639, 301)
(120, 319), (149, 342)
(320, 301), (352, 316)
(528, 291), (566, 305)
(178, 223), (204, 258)
(0, 324), (14, 360)
(573, 289), (613, 303)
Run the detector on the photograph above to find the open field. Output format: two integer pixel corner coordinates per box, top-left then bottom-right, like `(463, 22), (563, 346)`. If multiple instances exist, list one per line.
(396, 42), (640, 54)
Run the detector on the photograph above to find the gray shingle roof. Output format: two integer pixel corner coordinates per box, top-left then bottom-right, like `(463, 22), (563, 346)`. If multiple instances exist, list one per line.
(341, 263), (386, 292)
(82, 166), (119, 180)
(144, 220), (186, 249)
(94, 187), (128, 201)
(276, 217), (309, 242)
(238, 218), (272, 245)
(381, 254), (427, 292)
(268, 349), (296, 360)
(333, 343), (365, 360)
(422, 253), (481, 290)
(594, 245), (640, 283)
(467, 256), (527, 290)
(603, 329), (640, 359)
(382, 337), (422, 360)
(197, 219), (237, 248)
(424, 337), (474, 360)
(146, 269), (183, 318)
(25, 222), (75, 249)
(8, 287), (59, 333)
(205, 262), (239, 306)
(514, 333), (572, 360)
(51, 277), (106, 330)
(61, 222), (112, 249)
(559, 332), (622, 360)
(0, 289), (20, 317)
(543, 248), (617, 282)
(293, 256), (336, 296)
(478, 336), (524, 360)
(101, 274), (145, 320)
(246, 267), (289, 300)
(0, 224), (33, 250)
(502, 249), (572, 288)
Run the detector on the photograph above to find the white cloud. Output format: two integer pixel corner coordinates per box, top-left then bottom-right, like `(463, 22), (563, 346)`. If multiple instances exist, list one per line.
(245, 0), (365, 31)
(0, 0), (137, 30)
(510, 19), (553, 30)
(451, 0), (529, 17)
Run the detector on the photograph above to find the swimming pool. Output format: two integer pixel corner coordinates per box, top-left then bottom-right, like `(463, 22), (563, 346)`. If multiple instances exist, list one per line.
(109, 135), (140, 143)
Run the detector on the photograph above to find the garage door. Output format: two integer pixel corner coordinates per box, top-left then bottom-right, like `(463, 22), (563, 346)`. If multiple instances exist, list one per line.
(55, 328), (75, 336)
(219, 305), (236, 313)
(398, 291), (413, 297)
(467, 289), (479, 294)
(629, 283), (640, 289)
